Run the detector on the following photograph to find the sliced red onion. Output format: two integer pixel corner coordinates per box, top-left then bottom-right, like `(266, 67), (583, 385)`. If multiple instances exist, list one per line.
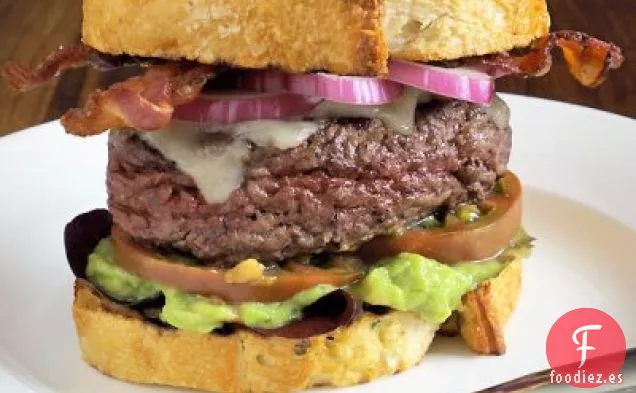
(388, 60), (495, 104)
(237, 70), (287, 93)
(238, 71), (403, 105)
(173, 92), (322, 124)
(288, 73), (403, 105)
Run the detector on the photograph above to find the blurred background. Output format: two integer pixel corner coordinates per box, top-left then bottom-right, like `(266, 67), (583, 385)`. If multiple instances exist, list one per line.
(0, 0), (633, 135)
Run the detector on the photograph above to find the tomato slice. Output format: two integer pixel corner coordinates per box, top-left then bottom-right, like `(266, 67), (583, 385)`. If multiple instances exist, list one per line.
(110, 226), (363, 302)
(358, 171), (522, 264)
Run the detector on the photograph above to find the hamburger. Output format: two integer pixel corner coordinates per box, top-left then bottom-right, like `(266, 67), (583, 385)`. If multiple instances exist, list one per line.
(2, 0), (623, 392)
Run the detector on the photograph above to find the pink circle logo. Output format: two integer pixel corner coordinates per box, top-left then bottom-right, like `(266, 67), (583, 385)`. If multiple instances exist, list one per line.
(546, 308), (626, 387)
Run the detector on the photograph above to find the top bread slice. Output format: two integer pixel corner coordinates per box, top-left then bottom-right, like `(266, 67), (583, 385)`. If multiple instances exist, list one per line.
(82, 0), (550, 76)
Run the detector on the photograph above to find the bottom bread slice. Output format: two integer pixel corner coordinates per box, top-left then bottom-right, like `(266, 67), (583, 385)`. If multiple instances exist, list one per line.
(439, 258), (523, 355)
(73, 280), (438, 393)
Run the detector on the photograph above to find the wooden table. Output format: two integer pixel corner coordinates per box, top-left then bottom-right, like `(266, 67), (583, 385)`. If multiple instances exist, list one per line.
(0, 0), (633, 135)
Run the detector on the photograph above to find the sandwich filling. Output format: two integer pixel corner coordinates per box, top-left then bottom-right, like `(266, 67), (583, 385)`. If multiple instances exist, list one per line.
(3, 26), (619, 342)
(84, 228), (532, 333)
(68, 87), (531, 338)
(70, 117), (532, 336)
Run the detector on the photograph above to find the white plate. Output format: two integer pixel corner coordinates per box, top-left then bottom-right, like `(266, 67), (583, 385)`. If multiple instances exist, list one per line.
(0, 95), (635, 393)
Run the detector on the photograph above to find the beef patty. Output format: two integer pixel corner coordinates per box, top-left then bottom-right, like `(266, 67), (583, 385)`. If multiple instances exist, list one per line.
(107, 99), (512, 267)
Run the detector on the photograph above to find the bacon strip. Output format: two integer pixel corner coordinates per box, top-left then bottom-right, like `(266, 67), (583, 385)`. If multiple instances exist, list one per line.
(2, 44), (94, 92)
(61, 64), (214, 136)
(1, 43), (162, 92)
(473, 30), (624, 87)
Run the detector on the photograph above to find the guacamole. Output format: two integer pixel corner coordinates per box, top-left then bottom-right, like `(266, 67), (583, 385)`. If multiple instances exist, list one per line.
(160, 289), (238, 332)
(352, 253), (504, 324)
(161, 284), (336, 332)
(86, 239), (161, 302)
(86, 235), (520, 332)
(238, 284), (336, 329)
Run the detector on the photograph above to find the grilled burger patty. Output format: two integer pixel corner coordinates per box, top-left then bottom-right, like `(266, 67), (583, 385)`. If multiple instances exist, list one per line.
(107, 99), (512, 267)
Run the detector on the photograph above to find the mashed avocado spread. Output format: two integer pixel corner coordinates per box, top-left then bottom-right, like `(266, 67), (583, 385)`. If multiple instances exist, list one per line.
(161, 285), (336, 332)
(86, 239), (161, 302)
(352, 254), (503, 323)
(86, 234), (530, 332)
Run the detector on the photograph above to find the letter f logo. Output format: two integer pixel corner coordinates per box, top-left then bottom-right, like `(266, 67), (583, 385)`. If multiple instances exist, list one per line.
(572, 324), (602, 368)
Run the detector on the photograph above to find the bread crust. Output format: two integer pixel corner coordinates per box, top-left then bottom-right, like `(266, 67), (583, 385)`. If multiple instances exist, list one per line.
(458, 258), (522, 354)
(438, 258), (523, 354)
(81, 0), (549, 76)
(82, 0), (388, 75)
(73, 280), (437, 393)
(384, 0), (550, 62)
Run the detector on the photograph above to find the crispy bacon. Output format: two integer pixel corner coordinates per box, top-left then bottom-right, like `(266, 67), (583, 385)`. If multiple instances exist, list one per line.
(473, 30), (624, 87)
(2, 43), (162, 92)
(61, 64), (214, 136)
(2, 44), (94, 92)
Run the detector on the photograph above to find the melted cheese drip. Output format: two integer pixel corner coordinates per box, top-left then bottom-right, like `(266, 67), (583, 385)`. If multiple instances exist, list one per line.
(141, 125), (249, 204)
(141, 120), (318, 204)
(482, 95), (510, 129)
(235, 120), (318, 149)
(309, 87), (426, 134)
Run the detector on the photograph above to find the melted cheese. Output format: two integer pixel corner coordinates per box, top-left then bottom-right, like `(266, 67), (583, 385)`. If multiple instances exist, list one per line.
(235, 120), (318, 149)
(141, 125), (249, 204)
(140, 120), (318, 204)
(482, 95), (510, 129)
(309, 87), (425, 134)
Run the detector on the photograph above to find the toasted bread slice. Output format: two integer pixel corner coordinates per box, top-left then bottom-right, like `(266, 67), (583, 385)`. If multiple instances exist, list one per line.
(457, 258), (522, 354)
(73, 280), (438, 393)
(384, 0), (550, 65)
(82, 0), (550, 76)
(439, 237), (530, 355)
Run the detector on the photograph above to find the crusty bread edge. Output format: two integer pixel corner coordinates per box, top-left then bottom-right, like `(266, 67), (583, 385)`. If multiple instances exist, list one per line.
(73, 280), (438, 393)
(82, 0), (388, 75)
(385, 0), (550, 62)
(458, 258), (523, 354)
(81, 0), (549, 76)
